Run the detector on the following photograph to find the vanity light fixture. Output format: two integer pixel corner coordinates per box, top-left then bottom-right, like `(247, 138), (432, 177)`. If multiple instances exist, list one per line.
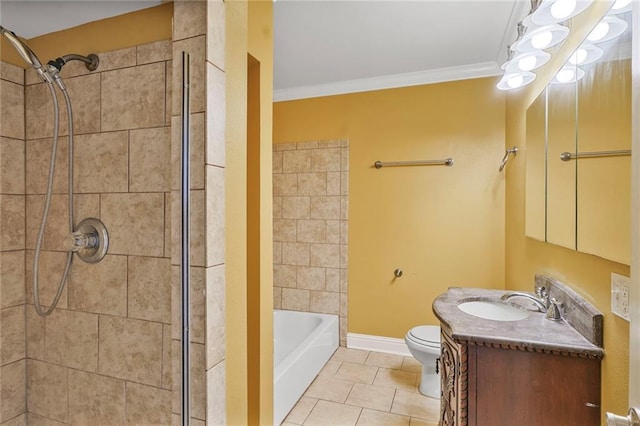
(609, 0), (632, 14)
(502, 50), (551, 72)
(531, 0), (593, 25)
(568, 43), (603, 66)
(550, 65), (585, 84)
(513, 24), (570, 52)
(497, 71), (537, 90)
(586, 15), (628, 43)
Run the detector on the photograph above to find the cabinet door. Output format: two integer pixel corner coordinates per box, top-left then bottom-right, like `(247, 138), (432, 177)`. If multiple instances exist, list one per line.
(440, 330), (468, 426)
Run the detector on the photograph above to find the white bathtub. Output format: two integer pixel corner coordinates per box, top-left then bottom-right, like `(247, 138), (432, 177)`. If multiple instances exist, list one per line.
(274, 310), (339, 425)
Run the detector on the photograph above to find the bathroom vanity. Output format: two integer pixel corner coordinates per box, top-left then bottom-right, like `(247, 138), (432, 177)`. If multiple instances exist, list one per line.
(433, 276), (604, 426)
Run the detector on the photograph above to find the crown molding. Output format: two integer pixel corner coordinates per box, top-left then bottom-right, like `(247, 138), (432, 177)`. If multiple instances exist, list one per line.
(273, 61), (503, 102)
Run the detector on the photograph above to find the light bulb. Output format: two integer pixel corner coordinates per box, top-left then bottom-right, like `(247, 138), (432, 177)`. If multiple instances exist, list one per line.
(569, 48), (587, 65)
(612, 0), (631, 10)
(518, 56), (538, 71)
(556, 68), (575, 83)
(507, 75), (525, 88)
(588, 22), (610, 42)
(551, 0), (577, 20)
(531, 31), (553, 49)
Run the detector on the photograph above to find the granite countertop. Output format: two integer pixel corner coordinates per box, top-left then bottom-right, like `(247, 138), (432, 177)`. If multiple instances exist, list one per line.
(432, 287), (605, 359)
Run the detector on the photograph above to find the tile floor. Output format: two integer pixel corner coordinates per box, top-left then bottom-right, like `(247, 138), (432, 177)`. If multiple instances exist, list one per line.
(281, 347), (440, 426)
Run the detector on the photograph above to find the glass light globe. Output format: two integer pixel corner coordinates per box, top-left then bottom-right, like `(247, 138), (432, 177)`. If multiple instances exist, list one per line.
(551, 0), (577, 20)
(507, 75), (525, 88)
(612, 0), (631, 10)
(556, 68), (575, 83)
(569, 48), (588, 65)
(588, 22), (610, 42)
(532, 31), (553, 49)
(518, 56), (538, 71)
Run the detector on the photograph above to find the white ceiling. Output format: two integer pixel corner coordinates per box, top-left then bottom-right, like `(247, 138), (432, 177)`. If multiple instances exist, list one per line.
(0, 0), (528, 101)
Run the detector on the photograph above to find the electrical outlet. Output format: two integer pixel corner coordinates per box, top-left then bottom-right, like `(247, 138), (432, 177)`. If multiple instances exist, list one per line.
(611, 272), (630, 321)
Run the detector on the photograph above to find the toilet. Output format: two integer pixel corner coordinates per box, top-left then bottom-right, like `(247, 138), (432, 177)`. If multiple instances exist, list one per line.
(405, 325), (441, 398)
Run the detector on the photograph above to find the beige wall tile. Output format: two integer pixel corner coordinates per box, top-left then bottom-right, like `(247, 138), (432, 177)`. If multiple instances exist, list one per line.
(25, 137), (68, 195)
(273, 174), (298, 197)
(206, 265), (225, 369)
(341, 171), (349, 195)
(162, 324), (172, 390)
(102, 63), (165, 131)
(27, 360), (68, 423)
(170, 266), (205, 343)
(273, 264), (296, 289)
(273, 287), (282, 309)
(340, 220), (349, 244)
(297, 266), (325, 291)
(69, 254), (127, 316)
(305, 377), (355, 404)
(0, 195), (24, 250)
(273, 219), (296, 242)
(125, 382), (171, 425)
(298, 173), (327, 196)
(273, 151), (283, 174)
(282, 197), (310, 219)
(283, 150), (310, 173)
(0, 305), (24, 365)
(73, 131), (128, 193)
(174, 0), (206, 40)
(171, 339), (180, 415)
(207, 0), (225, 70)
(165, 192), (171, 259)
(297, 220), (326, 243)
(130, 127), (171, 192)
(190, 343), (206, 420)
(97, 47), (136, 72)
(0, 359), (25, 423)
(128, 256), (171, 323)
(27, 412), (67, 426)
(137, 40), (172, 65)
(305, 401), (361, 426)
(340, 293), (348, 318)
(309, 291), (339, 315)
(58, 60), (91, 79)
(311, 148), (341, 172)
(326, 220), (340, 244)
(318, 140), (341, 149)
(296, 141), (318, 150)
(310, 195), (340, 220)
(206, 63), (225, 167)
(99, 316), (163, 386)
(171, 114), (205, 190)
(0, 250), (24, 308)
(282, 242), (310, 266)
(390, 390), (440, 420)
(165, 61), (172, 126)
(310, 243), (340, 268)
(0, 80), (24, 140)
(340, 319), (347, 346)
(172, 36), (206, 114)
(101, 193), (165, 257)
(0, 137), (24, 195)
(274, 143), (297, 151)
(327, 172), (340, 195)
(325, 268), (340, 293)
(26, 307), (44, 361)
(206, 167), (225, 266)
(273, 196), (283, 220)
(341, 146), (350, 170)
(341, 244), (349, 268)
(273, 241), (282, 264)
(357, 409), (410, 426)
(206, 360), (225, 425)
(340, 269), (348, 293)
(68, 369), (125, 425)
(281, 288), (310, 311)
(0, 61), (24, 85)
(25, 250), (69, 310)
(346, 383), (396, 413)
(45, 308), (98, 371)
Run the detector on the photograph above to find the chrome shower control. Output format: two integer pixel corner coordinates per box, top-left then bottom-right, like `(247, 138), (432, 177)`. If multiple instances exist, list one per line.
(73, 218), (109, 264)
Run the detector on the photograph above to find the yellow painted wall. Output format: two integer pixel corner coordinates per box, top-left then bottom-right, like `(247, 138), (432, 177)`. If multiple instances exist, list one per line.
(0, 3), (173, 67)
(274, 78), (506, 338)
(504, 1), (630, 420)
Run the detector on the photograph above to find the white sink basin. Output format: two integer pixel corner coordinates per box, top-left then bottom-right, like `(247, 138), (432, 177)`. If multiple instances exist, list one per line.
(457, 300), (530, 322)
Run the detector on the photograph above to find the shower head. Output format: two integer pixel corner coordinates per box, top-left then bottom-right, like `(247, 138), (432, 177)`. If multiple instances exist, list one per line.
(0, 25), (44, 70)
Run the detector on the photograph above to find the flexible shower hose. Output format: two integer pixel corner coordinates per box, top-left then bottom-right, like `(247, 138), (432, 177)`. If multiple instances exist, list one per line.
(32, 80), (74, 317)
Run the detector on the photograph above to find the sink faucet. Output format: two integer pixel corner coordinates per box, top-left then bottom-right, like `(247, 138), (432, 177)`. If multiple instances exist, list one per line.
(500, 287), (549, 312)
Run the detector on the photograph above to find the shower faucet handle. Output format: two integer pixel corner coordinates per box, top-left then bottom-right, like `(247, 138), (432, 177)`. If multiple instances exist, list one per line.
(68, 230), (98, 252)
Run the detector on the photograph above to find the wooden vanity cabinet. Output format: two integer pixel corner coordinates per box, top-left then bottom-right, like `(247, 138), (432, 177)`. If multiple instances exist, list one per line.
(440, 329), (601, 426)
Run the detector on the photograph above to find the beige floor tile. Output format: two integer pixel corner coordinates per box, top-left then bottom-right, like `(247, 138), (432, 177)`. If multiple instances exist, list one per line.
(365, 352), (405, 370)
(391, 390), (440, 421)
(319, 359), (342, 377)
(284, 397), (318, 425)
(401, 357), (422, 373)
(373, 368), (418, 392)
(331, 347), (369, 364)
(345, 383), (395, 412)
(356, 409), (410, 426)
(305, 375), (354, 403)
(304, 400), (361, 426)
(335, 362), (378, 384)
(409, 418), (439, 426)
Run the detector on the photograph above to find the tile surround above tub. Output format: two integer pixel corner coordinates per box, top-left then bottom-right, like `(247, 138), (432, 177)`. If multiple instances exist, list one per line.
(273, 140), (349, 344)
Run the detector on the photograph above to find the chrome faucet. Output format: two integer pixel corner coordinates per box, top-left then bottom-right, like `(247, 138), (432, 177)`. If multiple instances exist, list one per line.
(500, 287), (550, 313)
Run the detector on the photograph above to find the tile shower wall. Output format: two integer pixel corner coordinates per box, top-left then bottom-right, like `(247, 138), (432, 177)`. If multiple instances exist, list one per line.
(0, 60), (27, 426)
(22, 41), (172, 425)
(273, 140), (349, 345)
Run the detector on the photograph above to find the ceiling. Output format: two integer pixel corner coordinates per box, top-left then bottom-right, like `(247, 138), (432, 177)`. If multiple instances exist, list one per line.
(0, 0), (527, 101)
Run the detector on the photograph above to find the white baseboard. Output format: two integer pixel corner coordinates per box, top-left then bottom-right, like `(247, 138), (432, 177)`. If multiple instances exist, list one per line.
(346, 333), (411, 357)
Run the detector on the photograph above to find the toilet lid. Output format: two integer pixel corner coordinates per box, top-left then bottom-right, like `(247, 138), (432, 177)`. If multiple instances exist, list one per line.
(409, 326), (440, 345)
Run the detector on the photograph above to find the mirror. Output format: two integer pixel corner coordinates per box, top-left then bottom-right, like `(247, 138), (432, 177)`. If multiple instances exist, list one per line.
(525, 10), (632, 264)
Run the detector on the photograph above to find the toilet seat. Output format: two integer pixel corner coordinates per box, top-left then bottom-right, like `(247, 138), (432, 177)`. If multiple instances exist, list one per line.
(407, 325), (441, 349)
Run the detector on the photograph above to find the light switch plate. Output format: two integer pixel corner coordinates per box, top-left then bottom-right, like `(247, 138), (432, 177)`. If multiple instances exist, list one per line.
(611, 272), (630, 321)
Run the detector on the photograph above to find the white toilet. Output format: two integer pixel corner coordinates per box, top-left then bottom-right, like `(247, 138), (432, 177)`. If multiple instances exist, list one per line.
(405, 325), (441, 398)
